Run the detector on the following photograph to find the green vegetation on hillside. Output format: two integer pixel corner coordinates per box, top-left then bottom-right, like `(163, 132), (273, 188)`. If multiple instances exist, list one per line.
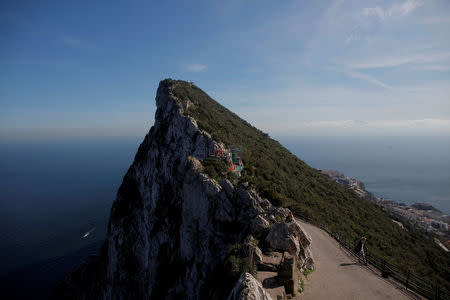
(224, 243), (254, 279)
(170, 80), (450, 290)
(201, 158), (228, 182)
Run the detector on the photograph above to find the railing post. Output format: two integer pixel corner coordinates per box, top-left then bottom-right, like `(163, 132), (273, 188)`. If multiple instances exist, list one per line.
(405, 270), (410, 291)
(435, 286), (440, 300)
(249, 248), (254, 276)
(338, 232), (341, 249)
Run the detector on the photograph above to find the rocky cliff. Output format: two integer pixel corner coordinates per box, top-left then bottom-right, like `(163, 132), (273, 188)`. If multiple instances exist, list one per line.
(54, 79), (313, 300)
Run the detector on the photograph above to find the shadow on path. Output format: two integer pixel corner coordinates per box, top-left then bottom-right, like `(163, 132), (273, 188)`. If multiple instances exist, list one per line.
(262, 275), (282, 289)
(340, 263), (359, 266)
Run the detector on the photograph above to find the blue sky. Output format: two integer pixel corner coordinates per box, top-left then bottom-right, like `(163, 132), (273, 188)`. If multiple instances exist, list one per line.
(1, 0), (449, 139)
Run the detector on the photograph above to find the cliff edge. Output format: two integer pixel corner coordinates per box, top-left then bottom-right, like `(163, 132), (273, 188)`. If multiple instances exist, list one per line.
(54, 79), (313, 300)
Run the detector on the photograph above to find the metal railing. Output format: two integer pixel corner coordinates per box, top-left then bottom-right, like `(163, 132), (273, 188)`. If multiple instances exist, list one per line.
(294, 213), (450, 300)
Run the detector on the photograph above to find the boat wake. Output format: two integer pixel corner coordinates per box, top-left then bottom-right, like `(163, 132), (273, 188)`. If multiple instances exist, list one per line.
(82, 227), (96, 239)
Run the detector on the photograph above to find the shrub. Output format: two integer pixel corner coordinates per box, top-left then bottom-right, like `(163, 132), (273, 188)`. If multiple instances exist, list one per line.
(224, 243), (253, 280)
(298, 276), (304, 293)
(303, 268), (313, 278)
(201, 158), (228, 182)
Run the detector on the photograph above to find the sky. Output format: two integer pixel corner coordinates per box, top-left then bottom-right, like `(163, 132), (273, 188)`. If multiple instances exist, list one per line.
(1, 0), (450, 139)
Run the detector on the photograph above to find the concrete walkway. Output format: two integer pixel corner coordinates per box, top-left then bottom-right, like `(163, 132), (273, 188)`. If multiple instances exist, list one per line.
(297, 219), (419, 300)
(257, 271), (285, 299)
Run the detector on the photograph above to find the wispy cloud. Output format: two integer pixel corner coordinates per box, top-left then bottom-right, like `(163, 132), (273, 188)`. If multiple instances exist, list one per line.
(362, 7), (386, 20)
(388, 0), (423, 17)
(345, 25), (361, 44)
(340, 52), (450, 69)
(346, 71), (392, 89)
(185, 64), (207, 72)
(362, 0), (423, 21)
(260, 118), (450, 136)
(227, 77), (450, 136)
(283, 118), (450, 128)
(294, 119), (369, 129)
(418, 64), (450, 71)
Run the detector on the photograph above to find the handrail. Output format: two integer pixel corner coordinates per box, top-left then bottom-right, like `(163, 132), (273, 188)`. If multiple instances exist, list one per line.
(294, 213), (449, 300)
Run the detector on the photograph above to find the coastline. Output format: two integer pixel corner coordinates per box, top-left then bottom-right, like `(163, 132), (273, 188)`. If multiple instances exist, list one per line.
(279, 135), (450, 215)
(321, 169), (450, 250)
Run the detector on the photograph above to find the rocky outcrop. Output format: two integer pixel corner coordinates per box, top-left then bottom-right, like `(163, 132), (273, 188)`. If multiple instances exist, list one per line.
(54, 79), (313, 300)
(265, 221), (313, 271)
(228, 273), (273, 300)
(257, 252), (283, 272)
(250, 216), (271, 236)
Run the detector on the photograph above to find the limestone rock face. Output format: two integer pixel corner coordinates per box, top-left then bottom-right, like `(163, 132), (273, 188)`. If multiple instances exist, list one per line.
(265, 221), (314, 271)
(55, 80), (240, 299)
(250, 215), (271, 236)
(54, 79), (313, 299)
(228, 273), (273, 300)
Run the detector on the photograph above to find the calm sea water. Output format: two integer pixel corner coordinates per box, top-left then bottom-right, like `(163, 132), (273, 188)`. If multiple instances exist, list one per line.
(0, 137), (142, 298)
(0, 135), (449, 297)
(279, 136), (450, 214)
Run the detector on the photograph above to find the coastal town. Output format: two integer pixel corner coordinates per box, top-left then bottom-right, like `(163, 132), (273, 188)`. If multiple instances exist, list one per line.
(321, 169), (450, 252)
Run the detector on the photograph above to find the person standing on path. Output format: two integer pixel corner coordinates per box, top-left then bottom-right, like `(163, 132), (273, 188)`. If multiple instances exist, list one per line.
(356, 237), (368, 265)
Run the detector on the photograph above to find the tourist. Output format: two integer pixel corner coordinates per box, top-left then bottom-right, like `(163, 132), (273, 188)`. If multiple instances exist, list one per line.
(356, 237), (368, 265)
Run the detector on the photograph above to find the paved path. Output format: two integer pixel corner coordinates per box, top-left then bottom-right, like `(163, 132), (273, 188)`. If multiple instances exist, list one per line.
(257, 271), (285, 300)
(298, 219), (416, 300)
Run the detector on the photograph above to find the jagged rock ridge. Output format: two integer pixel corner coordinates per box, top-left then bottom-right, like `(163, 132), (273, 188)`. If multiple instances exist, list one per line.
(54, 79), (313, 300)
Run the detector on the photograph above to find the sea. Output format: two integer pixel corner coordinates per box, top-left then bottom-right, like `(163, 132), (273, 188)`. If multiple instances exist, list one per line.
(0, 137), (142, 298)
(0, 135), (449, 298)
(279, 135), (450, 214)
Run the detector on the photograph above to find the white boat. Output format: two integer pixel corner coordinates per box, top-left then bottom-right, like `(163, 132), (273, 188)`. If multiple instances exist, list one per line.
(82, 227), (96, 239)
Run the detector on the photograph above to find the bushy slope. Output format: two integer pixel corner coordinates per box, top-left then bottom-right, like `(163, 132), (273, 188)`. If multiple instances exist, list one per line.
(170, 80), (449, 289)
